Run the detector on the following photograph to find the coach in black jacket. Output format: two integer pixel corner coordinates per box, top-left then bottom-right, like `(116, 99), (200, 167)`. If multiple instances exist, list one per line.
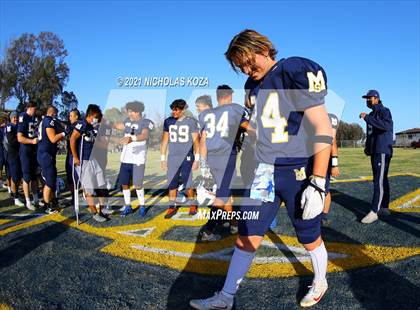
(359, 90), (393, 224)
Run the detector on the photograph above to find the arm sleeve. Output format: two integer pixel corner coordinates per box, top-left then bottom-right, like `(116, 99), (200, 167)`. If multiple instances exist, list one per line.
(190, 118), (199, 133)
(328, 113), (339, 130)
(364, 108), (393, 131)
(17, 115), (25, 134)
(283, 58), (328, 110)
(163, 119), (169, 132)
(74, 121), (85, 134)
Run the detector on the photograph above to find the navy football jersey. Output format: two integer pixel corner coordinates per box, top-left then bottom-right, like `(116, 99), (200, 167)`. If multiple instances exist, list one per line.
(164, 116), (198, 156)
(38, 116), (62, 155)
(198, 103), (247, 155)
(123, 117), (154, 138)
(4, 123), (19, 159)
(246, 57), (328, 165)
(328, 113), (339, 130)
(0, 126), (4, 152)
(66, 123), (76, 155)
(73, 120), (97, 160)
(17, 112), (38, 151)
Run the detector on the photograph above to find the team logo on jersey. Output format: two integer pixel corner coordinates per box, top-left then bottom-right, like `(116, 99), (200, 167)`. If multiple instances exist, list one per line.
(331, 117), (338, 127)
(294, 167), (306, 181)
(148, 122), (154, 130)
(19, 116), (23, 123)
(75, 123), (83, 130)
(307, 71), (326, 93)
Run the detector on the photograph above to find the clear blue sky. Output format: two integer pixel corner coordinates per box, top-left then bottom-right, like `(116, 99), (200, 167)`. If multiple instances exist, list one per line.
(1, 0), (419, 134)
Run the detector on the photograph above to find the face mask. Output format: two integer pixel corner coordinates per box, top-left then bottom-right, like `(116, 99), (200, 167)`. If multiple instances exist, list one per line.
(92, 118), (99, 125)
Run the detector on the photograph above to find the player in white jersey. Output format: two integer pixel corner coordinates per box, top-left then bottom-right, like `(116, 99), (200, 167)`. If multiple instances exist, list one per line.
(113, 101), (154, 217)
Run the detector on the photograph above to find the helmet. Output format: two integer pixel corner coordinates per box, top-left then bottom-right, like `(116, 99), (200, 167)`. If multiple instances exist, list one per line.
(196, 177), (217, 206)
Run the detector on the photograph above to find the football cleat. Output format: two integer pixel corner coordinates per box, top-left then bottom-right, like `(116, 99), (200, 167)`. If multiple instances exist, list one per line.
(190, 291), (233, 310)
(300, 280), (328, 307)
(93, 213), (107, 223)
(189, 205), (198, 216)
(200, 231), (221, 242)
(14, 198), (24, 207)
(361, 210), (378, 224)
(164, 206), (178, 219)
(120, 205), (133, 217)
(138, 205), (147, 217)
(45, 207), (59, 215)
(25, 203), (36, 211)
(101, 205), (114, 215)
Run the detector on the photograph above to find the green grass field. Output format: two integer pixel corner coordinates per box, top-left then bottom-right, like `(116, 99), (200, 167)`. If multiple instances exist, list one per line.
(1, 147), (419, 310)
(53, 147), (420, 186)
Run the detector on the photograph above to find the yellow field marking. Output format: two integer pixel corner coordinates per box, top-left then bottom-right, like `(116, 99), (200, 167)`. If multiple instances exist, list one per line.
(0, 303), (12, 310)
(332, 172), (420, 183)
(389, 188), (420, 213)
(1, 207), (419, 278)
(0, 219), (14, 226)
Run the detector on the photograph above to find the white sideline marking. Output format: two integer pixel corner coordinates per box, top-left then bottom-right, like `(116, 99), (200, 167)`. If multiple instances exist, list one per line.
(132, 241), (347, 263)
(118, 227), (155, 237)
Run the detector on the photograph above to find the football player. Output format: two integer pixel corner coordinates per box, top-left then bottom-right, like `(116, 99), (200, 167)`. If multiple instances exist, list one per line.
(3, 111), (24, 206)
(161, 99), (199, 219)
(0, 117), (6, 190)
(112, 101), (154, 217)
(92, 115), (114, 215)
(190, 29), (332, 309)
(37, 106), (66, 214)
(322, 113), (340, 225)
(65, 108), (81, 207)
(17, 101), (41, 210)
(70, 104), (108, 223)
(195, 95), (213, 113)
(198, 85), (249, 241)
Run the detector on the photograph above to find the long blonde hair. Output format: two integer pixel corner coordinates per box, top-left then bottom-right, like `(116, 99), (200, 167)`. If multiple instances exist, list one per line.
(225, 29), (277, 72)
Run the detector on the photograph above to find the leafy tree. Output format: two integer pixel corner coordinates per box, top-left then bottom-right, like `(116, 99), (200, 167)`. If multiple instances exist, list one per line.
(58, 91), (78, 120)
(0, 62), (14, 111)
(2, 32), (69, 113)
(336, 120), (365, 144)
(104, 107), (124, 123)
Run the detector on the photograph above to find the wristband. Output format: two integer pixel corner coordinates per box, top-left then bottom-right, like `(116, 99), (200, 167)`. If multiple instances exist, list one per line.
(194, 153), (200, 161)
(130, 135), (137, 142)
(61, 132), (66, 137)
(331, 156), (338, 167)
(160, 154), (166, 161)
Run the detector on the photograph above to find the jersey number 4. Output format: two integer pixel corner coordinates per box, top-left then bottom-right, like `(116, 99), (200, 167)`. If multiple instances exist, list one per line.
(203, 111), (228, 138)
(169, 125), (189, 143)
(261, 92), (288, 143)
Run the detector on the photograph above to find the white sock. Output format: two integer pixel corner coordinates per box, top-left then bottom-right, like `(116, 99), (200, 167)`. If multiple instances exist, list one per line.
(136, 189), (145, 205)
(123, 189), (131, 206)
(308, 242), (328, 283)
(33, 192), (39, 203)
(8, 187), (11, 194)
(222, 247), (255, 295)
(25, 197), (31, 205)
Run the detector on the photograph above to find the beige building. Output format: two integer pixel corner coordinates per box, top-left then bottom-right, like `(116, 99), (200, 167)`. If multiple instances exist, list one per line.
(395, 128), (420, 147)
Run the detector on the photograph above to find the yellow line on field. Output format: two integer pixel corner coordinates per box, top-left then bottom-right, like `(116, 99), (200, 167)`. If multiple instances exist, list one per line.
(332, 173), (420, 183)
(389, 188), (420, 213)
(0, 303), (12, 310)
